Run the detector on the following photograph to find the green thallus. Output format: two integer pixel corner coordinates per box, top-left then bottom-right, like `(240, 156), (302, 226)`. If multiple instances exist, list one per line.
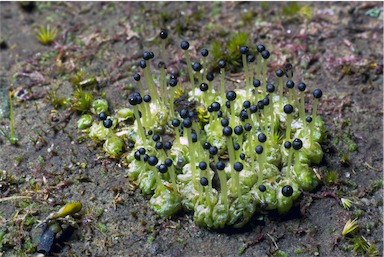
(77, 30), (326, 229)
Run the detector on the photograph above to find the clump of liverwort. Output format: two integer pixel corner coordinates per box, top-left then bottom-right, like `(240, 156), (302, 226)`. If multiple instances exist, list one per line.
(77, 30), (326, 229)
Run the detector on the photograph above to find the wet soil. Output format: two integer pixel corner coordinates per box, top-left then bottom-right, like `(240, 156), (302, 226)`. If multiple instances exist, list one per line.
(0, 2), (383, 257)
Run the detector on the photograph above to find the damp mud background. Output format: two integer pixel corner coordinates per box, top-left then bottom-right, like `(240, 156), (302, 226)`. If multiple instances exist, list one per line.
(0, 2), (383, 257)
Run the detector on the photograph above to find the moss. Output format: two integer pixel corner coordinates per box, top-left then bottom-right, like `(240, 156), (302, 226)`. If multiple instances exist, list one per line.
(35, 25), (57, 45)
(274, 250), (289, 257)
(323, 169), (339, 185)
(71, 88), (94, 112)
(210, 32), (250, 71)
(47, 90), (69, 109)
(282, 2), (301, 16)
(293, 246), (308, 254)
(368, 179), (384, 193)
(96, 222), (108, 233)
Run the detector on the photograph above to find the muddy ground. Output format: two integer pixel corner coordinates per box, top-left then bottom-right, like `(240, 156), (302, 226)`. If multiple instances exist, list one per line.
(0, 2), (383, 257)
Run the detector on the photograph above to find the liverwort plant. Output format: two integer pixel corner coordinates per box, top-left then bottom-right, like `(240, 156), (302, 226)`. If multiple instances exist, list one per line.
(76, 30), (327, 229)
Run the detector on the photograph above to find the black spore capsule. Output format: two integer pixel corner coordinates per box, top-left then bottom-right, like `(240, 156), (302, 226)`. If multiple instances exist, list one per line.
(200, 83), (209, 92)
(209, 146), (218, 156)
(99, 112), (107, 121)
(261, 50), (270, 59)
(165, 158), (173, 167)
(216, 160), (226, 170)
(240, 46), (249, 55)
(169, 78), (178, 87)
(284, 141), (292, 149)
(258, 133), (267, 143)
(199, 161), (207, 170)
(158, 164), (168, 173)
(226, 90), (237, 101)
(313, 89), (323, 98)
(143, 94), (152, 103)
(159, 29), (168, 39)
(244, 123), (252, 131)
(298, 82), (306, 92)
(239, 110), (249, 120)
(286, 80), (294, 89)
(211, 102), (221, 112)
(134, 151), (141, 161)
(203, 142), (211, 150)
(133, 73), (141, 81)
(257, 100), (264, 109)
(139, 147), (146, 155)
(201, 48), (209, 57)
(206, 72), (214, 81)
(282, 185), (293, 197)
(143, 51), (152, 60)
(180, 41), (190, 50)
(192, 62), (203, 72)
(139, 59), (146, 69)
(249, 105), (258, 113)
(255, 145), (263, 154)
(233, 162), (243, 171)
(275, 69), (284, 77)
(148, 156), (159, 166)
(234, 125), (244, 135)
(292, 138), (303, 150)
(218, 59), (226, 69)
(257, 44), (265, 53)
(152, 134), (160, 142)
(182, 118), (192, 128)
(155, 141), (163, 149)
(180, 109), (188, 119)
(103, 119), (113, 128)
(266, 83), (275, 93)
(221, 118), (229, 127)
(253, 79), (261, 88)
(263, 97), (270, 106)
(191, 132), (198, 143)
(247, 54), (255, 63)
(284, 104), (294, 114)
(172, 119), (180, 127)
(223, 126), (233, 137)
(200, 177), (209, 186)
(243, 100), (251, 109)
(163, 141), (172, 150)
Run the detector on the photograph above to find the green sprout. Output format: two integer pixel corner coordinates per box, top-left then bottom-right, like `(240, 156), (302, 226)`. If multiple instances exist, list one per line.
(0, 90), (18, 144)
(348, 235), (371, 256)
(75, 30), (327, 229)
(340, 198), (353, 210)
(323, 169), (339, 185)
(47, 90), (69, 109)
(35, 25), (58, 45)
(282, 2), (300, 16)
(70, 88), (94, 112)
(342, 218), (359, 236)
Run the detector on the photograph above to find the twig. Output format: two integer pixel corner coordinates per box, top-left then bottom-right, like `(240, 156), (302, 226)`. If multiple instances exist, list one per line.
(0, 196), (32, 202)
